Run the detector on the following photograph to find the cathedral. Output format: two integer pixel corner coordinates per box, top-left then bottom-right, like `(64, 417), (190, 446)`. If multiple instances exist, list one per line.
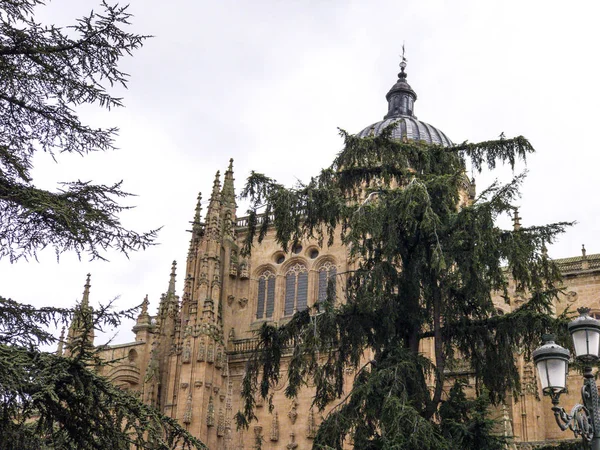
(62, 59), (599, 449)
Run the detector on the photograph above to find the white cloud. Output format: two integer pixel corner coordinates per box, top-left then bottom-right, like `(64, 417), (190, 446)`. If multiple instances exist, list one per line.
(3, 0), (598, 345)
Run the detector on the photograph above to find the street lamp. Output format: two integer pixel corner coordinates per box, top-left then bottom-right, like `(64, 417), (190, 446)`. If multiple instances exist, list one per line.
(533, 307), (600, 449)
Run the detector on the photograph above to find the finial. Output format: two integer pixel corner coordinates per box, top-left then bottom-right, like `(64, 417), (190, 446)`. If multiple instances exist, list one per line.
(222, 158), (237, 210)
(577, 306), (591, 317)
(82, 273), (91, 307)
(582, 244), (587, 258)
(194, 192), (202, 218)
(223, 160), (235, 185)
(512, 208), (521, 231)
(141, 294), (149, 316)
(541, 333), (556, 344)
(168, 261), (177, 294)
(209, 170), (222, 203)
(56, 326), (66, 356)
(399, 42), (407, 77)
(193, 192), (203, 230)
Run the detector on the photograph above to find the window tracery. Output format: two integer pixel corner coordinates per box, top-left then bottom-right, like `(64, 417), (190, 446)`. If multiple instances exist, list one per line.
(256, 270), (276, 319)
(284, 263), (308, 316)
(318, 261), (337, 304)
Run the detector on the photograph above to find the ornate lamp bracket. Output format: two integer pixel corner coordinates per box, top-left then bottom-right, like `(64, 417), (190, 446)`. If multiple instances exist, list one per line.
(549, 367), (599, 442)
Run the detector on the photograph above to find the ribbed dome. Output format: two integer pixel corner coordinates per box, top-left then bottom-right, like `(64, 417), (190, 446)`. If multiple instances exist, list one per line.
(357, 56), (453, 147)
(357, 117), (452, 147)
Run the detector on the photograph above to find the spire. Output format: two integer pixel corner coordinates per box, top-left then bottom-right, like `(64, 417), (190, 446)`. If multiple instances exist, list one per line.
(210, 170), (221, 203)
(221, 159), (236, 210)
(81, 273), (91, 308)
(512, 208), (521, 231)
(384, 48), (418, 119)
(204, 170), (223, 243)
(187, 192), (204, 261)
(168, 261), (177, 295)
(66, 274), (95, 353)
(56, 326), (66, 356)
(192, 192), (203, 235)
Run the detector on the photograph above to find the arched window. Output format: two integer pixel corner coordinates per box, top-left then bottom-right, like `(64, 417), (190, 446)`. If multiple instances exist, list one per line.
(318, 261), (337, 303)
(256, 270), (276, 319)
(284, 264), (308, 316)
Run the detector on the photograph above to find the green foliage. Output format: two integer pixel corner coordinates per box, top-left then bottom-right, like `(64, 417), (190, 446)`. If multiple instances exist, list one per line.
(0, 0), (158, 262)
(0, 2), (205, 449)
(439, 381), (507, 450)
(0, 297), (207, 450)
(237, 125), (573, 448)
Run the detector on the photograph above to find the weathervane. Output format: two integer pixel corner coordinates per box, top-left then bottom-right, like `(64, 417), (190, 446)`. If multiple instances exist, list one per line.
(400, 42), (407, 75)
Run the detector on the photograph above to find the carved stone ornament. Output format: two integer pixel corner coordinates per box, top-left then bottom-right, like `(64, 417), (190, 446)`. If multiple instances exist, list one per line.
(307, 408), (317, 439)
(253, 426), (263, 450)
(522, 361), (538, 395)
(182, 340), (192, 364)
(238, 297), (248, 309)
(228, 295), (235, 306)
(197, 338), (206, 362)
(180, 382), (189, 390)
(229, 260), (238, 278)
(286, 432), (298, 450)
(199, 271), (208, 285)
(239, 261), (249, 279)
(288, 399), (298, 424)
(183, 393), (193, 424)
(270, 411), (279, 441)
(194, 380), (203, 388)
(215, 346), (223, 369)
(217, 407), (225, 436)
(207, 396), (215, 427)
(222, 359), (229, 378)
(207, 343), (215, 363)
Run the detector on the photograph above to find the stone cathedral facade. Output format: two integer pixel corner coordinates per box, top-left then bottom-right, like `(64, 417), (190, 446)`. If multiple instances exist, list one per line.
(64, 62), (600, 449)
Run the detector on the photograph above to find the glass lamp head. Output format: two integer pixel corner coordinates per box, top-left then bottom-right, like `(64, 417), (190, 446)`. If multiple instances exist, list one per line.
(568, 307), (600, 362)
(533, 334), (570, 395)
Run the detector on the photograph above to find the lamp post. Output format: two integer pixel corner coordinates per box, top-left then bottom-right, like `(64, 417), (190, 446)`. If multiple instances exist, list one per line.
(533, 307), (600, 449)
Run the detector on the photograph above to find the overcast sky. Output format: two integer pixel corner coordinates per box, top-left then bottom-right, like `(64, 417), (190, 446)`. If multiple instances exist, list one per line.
(2, 0), (599, 345)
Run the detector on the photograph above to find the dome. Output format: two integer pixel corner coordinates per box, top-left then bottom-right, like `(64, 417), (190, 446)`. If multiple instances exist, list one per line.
(357, 56), (453, 147)
(357, 117), (452, 147)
